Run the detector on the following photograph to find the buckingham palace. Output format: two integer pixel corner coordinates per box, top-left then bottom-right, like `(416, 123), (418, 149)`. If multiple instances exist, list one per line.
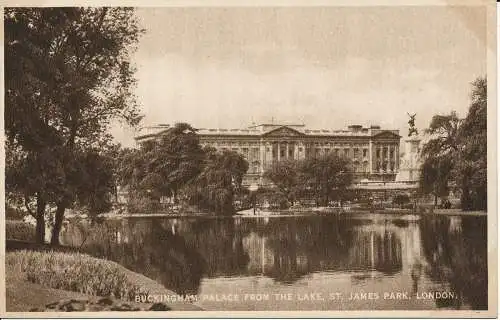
(136, 122), (403, 187)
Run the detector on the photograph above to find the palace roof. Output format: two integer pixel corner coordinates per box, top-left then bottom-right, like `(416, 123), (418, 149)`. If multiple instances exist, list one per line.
(135, 123), (400, 141)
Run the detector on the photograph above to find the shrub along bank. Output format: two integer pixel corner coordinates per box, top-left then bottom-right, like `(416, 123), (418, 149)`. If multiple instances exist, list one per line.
(7, 250), (149, 301)
(6, 220), (36, 242)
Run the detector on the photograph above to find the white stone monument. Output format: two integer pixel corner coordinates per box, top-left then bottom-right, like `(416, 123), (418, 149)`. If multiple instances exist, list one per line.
(396, 136), (422, 182)
(396, 113), (422, 183)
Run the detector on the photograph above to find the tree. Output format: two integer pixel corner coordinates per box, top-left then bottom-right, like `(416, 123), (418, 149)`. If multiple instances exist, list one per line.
(5, 8), (144, 244)
(419, 77), (487, 211)
(119, 123), (206, 207)
(419, 111), (461, 207)
(5, 141), (62, 243)
(453, 77), (487, 211)
(299, 154), (353, 207)
(264, 160), (300, 206)
(392, 193), (410, 208)
(419, 156), (453, 207)
(184, 149), (249, 215)
(73, 147), (118, 220)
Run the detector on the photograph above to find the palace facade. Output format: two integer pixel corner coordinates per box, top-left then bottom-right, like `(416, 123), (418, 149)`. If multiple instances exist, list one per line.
(136, 123), (403, 187)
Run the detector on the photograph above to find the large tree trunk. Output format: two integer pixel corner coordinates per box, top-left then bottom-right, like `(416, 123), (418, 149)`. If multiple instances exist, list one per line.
(460, 182), (473, 211)
(35, 197), (46, 243)
(35, 195), (46, 244)
(51, 203), (66, 245)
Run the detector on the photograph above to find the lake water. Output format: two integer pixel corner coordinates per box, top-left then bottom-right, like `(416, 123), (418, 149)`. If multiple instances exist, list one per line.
(60, 213), (487, 311)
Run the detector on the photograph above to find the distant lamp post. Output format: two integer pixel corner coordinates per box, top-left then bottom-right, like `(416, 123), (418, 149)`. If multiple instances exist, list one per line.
(249, 183), (259, 215)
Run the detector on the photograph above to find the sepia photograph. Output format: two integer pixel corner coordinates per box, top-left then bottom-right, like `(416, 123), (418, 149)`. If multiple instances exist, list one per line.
(2, 1), (496, 317)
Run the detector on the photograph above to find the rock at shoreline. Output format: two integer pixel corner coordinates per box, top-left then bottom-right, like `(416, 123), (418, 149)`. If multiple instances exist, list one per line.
(29, 297), (170, 312)
(149, 302), (172, 311)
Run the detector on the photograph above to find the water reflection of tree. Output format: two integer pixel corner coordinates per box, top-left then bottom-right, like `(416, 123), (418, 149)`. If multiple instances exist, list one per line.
(419, 216), (487, 310)
(71, 219), (206, 296)
(181, 218), (251, 277)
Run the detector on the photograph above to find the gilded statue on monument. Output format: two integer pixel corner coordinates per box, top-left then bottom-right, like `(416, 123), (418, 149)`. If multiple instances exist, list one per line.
(407, 112), (418, 137)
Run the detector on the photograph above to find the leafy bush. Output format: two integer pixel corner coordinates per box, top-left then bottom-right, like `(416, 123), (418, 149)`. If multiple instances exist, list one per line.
(5, 205), (27, 221)
(6, 220), (35, 242)
(392, 194), (410, 207)
(402, 203), (415, 210)
(6, 250), (148, 301)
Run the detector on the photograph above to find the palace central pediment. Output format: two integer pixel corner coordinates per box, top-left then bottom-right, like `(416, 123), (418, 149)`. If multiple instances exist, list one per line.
(262, 126), (305, 137)
(372, 131), (401, 140)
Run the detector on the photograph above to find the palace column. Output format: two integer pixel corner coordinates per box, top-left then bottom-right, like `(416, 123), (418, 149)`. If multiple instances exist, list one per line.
(277, 142), (281, 161)
(259, 140), (265, 174)
(387, 145), (392, 172)
(286, 142), (289, 160)
(392, 145), (397, 172)
(379, 146), (383, 172)
(265, 142), (271, 168)
(396, 144), (399, 171)
(294, 143), (299, 160)
(298, 141), (304, 159)
(369, 140), (373, 174)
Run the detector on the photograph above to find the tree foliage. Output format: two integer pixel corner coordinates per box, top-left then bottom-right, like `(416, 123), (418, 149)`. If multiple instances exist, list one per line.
(454, 77), (487, 210)
(119, 123), (206, 203)
(419, 77), (487, 211)
(184, 149), (249, 215)
(5, 8), (144, 244)
(298, 154), (353, 206)
(118, 124), (249, 215)
(264, 160), (300, 205)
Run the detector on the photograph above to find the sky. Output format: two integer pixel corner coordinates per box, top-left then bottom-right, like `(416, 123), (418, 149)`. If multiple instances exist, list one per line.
(110, 5), (487, 147)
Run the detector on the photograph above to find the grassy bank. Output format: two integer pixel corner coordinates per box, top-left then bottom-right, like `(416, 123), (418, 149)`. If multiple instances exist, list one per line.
(6, 219), (202, 312)
(7, 250), (148, 300)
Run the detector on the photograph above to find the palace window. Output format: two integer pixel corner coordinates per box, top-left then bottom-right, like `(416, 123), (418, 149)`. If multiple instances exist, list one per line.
(324, 148), (330, 154)
(376, 149), (380, 158)
(299, 147), (303, 152)
(252, 148), (259, 160)
(334, 149), (340, 156)
(353, 148), (359, 159)
(344, 149), (350, 157)
(242, 148), (249, 159)
(251, 161), (260, 173)
(363, 149), (368, 158)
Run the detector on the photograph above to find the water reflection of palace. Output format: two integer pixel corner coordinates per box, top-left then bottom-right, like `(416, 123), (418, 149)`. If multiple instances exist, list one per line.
(240, 219), (425, 281)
